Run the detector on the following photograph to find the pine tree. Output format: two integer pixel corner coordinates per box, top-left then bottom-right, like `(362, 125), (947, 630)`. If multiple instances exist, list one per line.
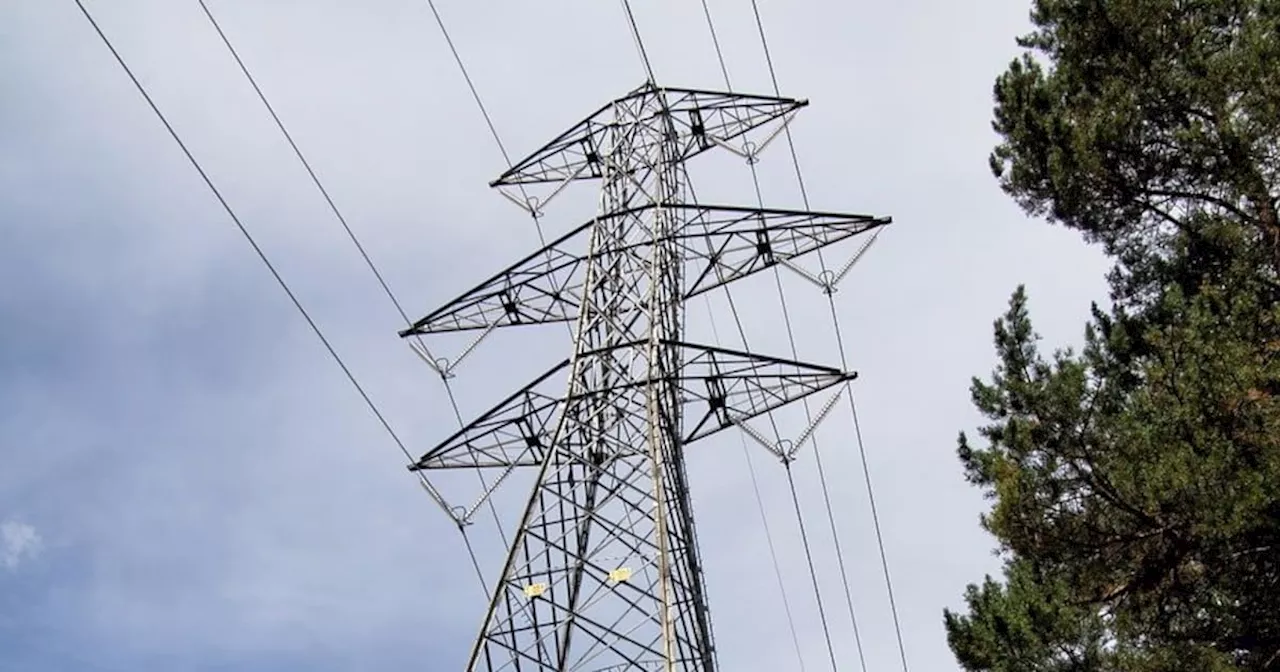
(945, 0), (1280, 669)
(988, 0), (1280, 288)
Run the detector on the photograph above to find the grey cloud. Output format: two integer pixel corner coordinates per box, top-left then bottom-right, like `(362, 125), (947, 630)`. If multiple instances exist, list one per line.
(1, 519), (42, 570)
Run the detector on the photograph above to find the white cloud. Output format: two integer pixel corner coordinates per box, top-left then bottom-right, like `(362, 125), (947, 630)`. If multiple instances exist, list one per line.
(1, 518), (43, 570)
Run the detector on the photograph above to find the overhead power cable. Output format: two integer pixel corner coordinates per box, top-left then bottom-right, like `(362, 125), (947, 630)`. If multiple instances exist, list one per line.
(703, 283), (808, 672)
(620, 0), (656, 83)
(698, 0), (733, 89)
(192, 0), (513, 598)
(194, 0), (414, 330)
(414, 0), (592, 605)
(688, 200), (839, 668)
(419, 0), (513, 169)
(695, 5), (863, 671)
(418, 0), (580, 361)
(418, 0), (556, 246)
(679, 174), (808, 670)
(666, 11), (835, 667)
(71, 0), (452, 517)
(746, 3), (910, 670)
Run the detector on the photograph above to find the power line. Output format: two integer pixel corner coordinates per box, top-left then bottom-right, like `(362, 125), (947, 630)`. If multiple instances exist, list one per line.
(71, 0), (448, 514)
(408, 73), (858, 672)
(703, 295), (807, 672)
(619, 0), (656, 83)
(746, 2), (910, 670)
(696, 5), (865, 670)
(423, 4), (897, 669)
(699, 188), (844, 669)
(694, 3), (859, 664)
(764, 252), (847, 672)
(191, 1), (513, 577)
(414, 3), (579, 415)
(418, 0), (556, 248)
(389, 3), (887, 666)
(751, 162), (867, 672)
(413, 1), (606, 613)
(684, 168), (809, 669)
(194, 0), (414, 329)
(420, 0), (515, 169)
(409, 16), (642, 645)
(747, 0), (812, 212)
(784, 461), (839, 670)
(828, 297), (910, 672)
(748, 125), (844, 672)
(417, 0), (582, 398)
(195, 0), (546, 569)
(81, 1), (902, 668)
(698, 0), (732, 89)
(681, 174), (811, 670)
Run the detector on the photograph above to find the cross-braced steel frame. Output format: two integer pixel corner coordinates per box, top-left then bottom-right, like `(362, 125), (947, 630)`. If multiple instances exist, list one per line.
(405, 82), (890, 672)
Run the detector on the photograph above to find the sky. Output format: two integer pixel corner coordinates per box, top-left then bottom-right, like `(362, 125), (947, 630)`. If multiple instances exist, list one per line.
(0, 1), (1113, 671)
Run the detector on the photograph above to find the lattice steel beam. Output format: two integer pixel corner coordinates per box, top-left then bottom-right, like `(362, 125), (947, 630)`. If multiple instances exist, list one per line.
(400, 206), (888, 337)
(410, 340), (856, 471)
(490, 84), (806, 188)
(406, 82), (890, 672)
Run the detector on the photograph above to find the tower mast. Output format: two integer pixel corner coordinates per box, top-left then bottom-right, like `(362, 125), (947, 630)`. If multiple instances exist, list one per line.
(404, 82), (890, 671)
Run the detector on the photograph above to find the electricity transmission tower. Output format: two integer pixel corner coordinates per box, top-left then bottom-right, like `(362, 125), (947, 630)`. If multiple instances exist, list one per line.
(403, 81), (889, 672)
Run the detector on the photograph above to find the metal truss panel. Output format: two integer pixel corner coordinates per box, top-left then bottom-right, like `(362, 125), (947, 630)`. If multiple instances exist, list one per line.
(411, 79), (890, 672)
(490, 84), (807, 188)
(401, 205), (888, 337)
(472, 428), (673, 672)
(410, 362), (569, 471)
(399, 221), (594, 337)
(669, 341), (855, 443)
(410, 339), (853, 472)
(674, 205), (890, 299)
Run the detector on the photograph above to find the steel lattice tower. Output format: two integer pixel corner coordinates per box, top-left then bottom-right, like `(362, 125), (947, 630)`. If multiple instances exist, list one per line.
(402, 81), (890, 672)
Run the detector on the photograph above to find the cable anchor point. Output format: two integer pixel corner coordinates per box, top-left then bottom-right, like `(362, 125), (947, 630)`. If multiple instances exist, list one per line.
(819, 269), (838, 295)
(776, 438), (796, 465)
(497, 188), (545, 220)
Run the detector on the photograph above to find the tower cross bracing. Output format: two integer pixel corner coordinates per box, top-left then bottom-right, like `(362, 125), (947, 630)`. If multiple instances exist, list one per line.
(405, 82), (890, 672)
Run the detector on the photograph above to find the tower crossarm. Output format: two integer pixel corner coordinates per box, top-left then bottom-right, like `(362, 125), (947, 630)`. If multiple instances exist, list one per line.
(418, 75), (889, 671)
(409, 339), (854, 472)
(669, 341), (857, 442)
(409, 360), (569, 471)
(490, 84), (808, 189)
(400, 205), (888, 337)
(399, 219), (594, 337)
(676, 205), (890, 299)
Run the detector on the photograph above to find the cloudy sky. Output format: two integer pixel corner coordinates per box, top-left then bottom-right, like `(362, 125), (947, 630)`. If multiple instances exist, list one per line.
(1, 1), (1112, 670)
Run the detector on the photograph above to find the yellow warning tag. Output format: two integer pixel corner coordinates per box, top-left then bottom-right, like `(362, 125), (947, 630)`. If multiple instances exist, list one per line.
(608, 567), (633, 583)
(524, 583), (548, 598)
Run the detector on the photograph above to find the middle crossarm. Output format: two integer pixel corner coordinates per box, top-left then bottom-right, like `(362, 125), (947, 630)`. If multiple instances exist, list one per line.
(401, 205), (889, 337)
(409, 339), (855, 472)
